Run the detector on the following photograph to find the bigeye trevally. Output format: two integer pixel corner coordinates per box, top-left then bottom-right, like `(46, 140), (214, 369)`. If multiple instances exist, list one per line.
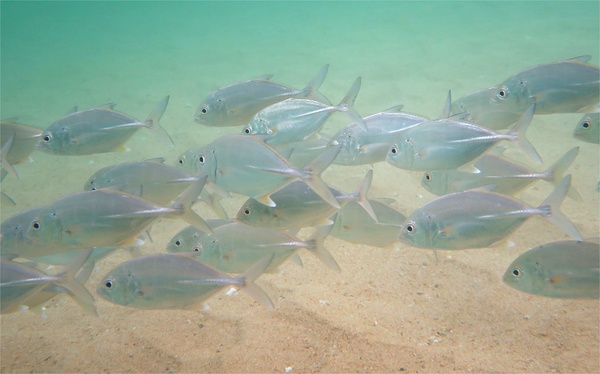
(37, 96), (173, 155)
(399, 175), (581, 250)
(178, 134), (341, 208)
(503, 239), (600, 299)
(242, 77), (366, 145)
(194, 65), (330, 127)
(96, 253), (275, 310)
(573, 112), (600, 144)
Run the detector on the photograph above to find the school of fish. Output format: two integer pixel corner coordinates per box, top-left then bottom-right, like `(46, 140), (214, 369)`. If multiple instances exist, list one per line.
(1, 56), (599, 318)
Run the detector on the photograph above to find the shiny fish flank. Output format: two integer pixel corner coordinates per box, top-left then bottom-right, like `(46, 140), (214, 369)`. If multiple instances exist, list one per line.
(387, 103), (541, 171)
(96, 253), (275, 310)
(399, 175), (581, 250)
(37, 96), (173, 155)
(332, 105), (428, 165)
(573, 112), (600, 144)
(194, 65), (330, 127)
(181, 134), (341, 208)
(503, 239), (600, 299)
(242, 77), (366, 145)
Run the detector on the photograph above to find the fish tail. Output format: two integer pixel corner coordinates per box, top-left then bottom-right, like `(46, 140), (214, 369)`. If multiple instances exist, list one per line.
(354, 169), (378, 222)
(1, 133), (19, 180)
(172, 176), (213, 234)
(507, 103), (542, 164)
(235, 254), (275, 309)
(538, 175), (582, 240)
(334, 77), (367, 131)
(145, 95), (175, 147)
(544, 147), (582, 201)
(302, 143), (342, 208)
(302, 64), (331, 104)
(54, 249), (98, 317)
(199, 188), (229, 219)
(305, 225), (340, 271)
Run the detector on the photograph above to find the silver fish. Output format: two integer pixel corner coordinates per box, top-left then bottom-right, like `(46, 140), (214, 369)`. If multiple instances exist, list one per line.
(174, 220), (339, 273)
(331, 105), (428, 165)
(166, 220), (231, 254)
(573, 112), (600, 144)
(0, 179), (211, 258)
(330, 198), (406, 248)
(399, 175), (581, 250)
(503, 239), (599, 299)
(194, 65), (330, 127)
(179, 134), (341, 208)
(37, 96), (173, 155)
(1, 120), (43, 178)
(97, 253), (275, 310)
(421, 147), (580, 198)
(1, 249), (96, 315)
(242, 77), (366, 145)
(236, 170), (375, 230)
(272, 133), (331, 168)
(387, 103), (541, 171)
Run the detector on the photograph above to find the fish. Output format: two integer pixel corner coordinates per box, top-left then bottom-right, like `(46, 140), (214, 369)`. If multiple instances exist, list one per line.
(37, 96), (173, 155)
(194, 65), (330, 127)
(503, 239), (600, 299)
(1, 249), (97, 316)
(178, 134), (341, 208)
(170, 220), (339, 273)
(242, 77), (366, 145)
(1, 120), (43, 178)
(166, 220), (231, 254)
(386, 103), (541, 171)
(272, 133), (331, 168)
(421, 147), (580, 198)
(573, 112), (600, 144)
(236, 170), (376, 230)
(399, 175), (581, 250)
(330, 198), (406, 248)
(331, 105), (428, 165)
(0, 178), (211, 259)
(96, 253), (275, 310)
(451, 56), (600, 129)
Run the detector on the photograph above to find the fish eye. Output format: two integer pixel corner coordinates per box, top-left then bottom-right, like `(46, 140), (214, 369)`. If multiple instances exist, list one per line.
(31, 220), (41, 230)
(243, 126), (252, 135)
(42, 134), (52, 142)
(198, 155), (205, 164)
(194, 246), (202, 253)
(582, 121), (590, 129)
(406, 223), (416, 234)
(104, 280), (113, 289)
(91, 187), (97, 191)
(201, 107), (208, 114)
(243, 208), (251, 215)
(178, 157), (185, 165)
(425, 172), (432, 182)
(174, 240), (181, 246)
(390, 145), (398, 154)
(497, 87), (509, 99)
(511, 267), (522, 278)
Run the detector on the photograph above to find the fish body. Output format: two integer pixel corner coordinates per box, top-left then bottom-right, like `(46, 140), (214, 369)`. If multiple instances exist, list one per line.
(37, 96), (171, 155)
(400, 175), (581, 249)
(573, 112), (600, 144)
(332, 106), (428, 165)
(84, 158), (200, 205)
(503, 239), (600, 299)
(180, 134), (341, 208)
(194, 65), (329, 127)
(331, 198), (406, 247)
(242, 77), (365, 145)
(386, 104), (540, 171)
(96, 253), (274, 310)
(174, 220), (338, 273)
(272, 133), (331, 168)
(421, 147), (579, 197)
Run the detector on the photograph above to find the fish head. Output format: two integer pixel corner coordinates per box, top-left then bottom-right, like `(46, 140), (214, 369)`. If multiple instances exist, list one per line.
(194, 93), (228, 126)
(96, 265), (141, 306)
(573, 113), (599, 143)
(166, 226), (204, 253)
(0, 209), (42, 256)
(502, 256), (545, 295)
(177, 146), (214, 178)
(420, 170), (448, 196)
(330, 127), (362, 165)
(242, 114), (271, 136)
(37, 126), (73, 154)
(386, 138), (415, 169)
(398, 211), (440, 248)
(25, 209), (64, 246)
(236, 199), (279, 227)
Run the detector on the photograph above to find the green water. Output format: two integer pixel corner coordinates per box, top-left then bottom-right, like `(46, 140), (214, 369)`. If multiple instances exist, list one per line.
(1, 1), (599, 372)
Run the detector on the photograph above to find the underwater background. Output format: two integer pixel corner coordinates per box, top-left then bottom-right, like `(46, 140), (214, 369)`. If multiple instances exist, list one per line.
(1, 1), (599, 372)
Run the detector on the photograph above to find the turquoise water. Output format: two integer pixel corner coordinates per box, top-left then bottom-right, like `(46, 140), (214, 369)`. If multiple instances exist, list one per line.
(1, 1), (599, 372)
